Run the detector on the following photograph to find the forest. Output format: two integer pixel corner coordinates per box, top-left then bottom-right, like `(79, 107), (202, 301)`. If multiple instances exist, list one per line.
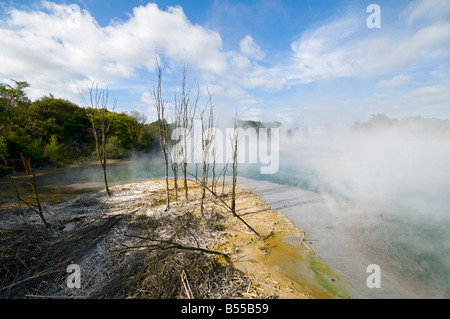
(0, 80), (161, 174)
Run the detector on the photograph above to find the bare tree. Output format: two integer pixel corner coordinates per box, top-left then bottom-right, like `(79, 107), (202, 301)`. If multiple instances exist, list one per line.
(81, 84), (115, 197)
(199, 92), (215, 216)
(186, 109), (262, 239)
(129, 109), (147, 125)
(153, 60), (170, 211)
(128, 109), (147, 149)
(218, 162), (229, 196)
(211, 150), (217, 195)
(2, 154), (50, 227)
(228, 113), (262, 238)
(210, 128), (228, 195)
(171, 91), (181, 201)
(230, 112), (239, 214)
(178, 68), (198, 201)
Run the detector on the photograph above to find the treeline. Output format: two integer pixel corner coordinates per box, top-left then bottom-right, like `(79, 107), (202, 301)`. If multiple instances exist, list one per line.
(353, 114), (450, 136)
(238, 119), (281, 129)
(0, 80), (161, 173)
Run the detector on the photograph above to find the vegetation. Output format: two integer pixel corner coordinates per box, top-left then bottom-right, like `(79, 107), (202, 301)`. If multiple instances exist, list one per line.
(353, 114), (450, 135)
(0, 80), (162, 175)
(238, 119), (281, 129)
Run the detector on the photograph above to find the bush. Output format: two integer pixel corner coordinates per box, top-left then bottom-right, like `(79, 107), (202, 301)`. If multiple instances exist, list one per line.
(44, 135), (65, 164)
(0, 136), (8, 158)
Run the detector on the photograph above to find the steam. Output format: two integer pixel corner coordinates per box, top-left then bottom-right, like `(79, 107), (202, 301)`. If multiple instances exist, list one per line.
(273, 115), (450, 297)
(280, 116), (450, 221)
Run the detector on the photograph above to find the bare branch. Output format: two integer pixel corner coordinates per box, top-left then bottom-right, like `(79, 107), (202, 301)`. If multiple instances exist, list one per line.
(187, 172), (263, 239)
(80, 83), (114, 197)
(1, 154), (50, 227)
(122, 234), (230, 259)
(153, 57), (170, 210)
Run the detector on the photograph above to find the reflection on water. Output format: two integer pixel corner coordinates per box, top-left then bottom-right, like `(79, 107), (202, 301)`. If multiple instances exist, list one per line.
(0, 157), (166, 203)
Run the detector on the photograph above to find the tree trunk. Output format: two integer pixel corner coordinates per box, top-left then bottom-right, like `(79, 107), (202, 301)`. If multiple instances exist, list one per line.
(32, 185), (50, 227)
(102, 163), (111, 197)
(83, 84), (114, 198)
(173, 165), (178, 201)
(231, 115), (239, 214)
(164, 152), (170, 209)
(183, 163), (188, 201)
(154, 60), (170, 211)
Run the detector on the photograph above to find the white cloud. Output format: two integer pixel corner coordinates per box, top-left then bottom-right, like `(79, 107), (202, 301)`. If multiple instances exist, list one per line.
(362, 23), (450, 75)
(0, 2), (229, 100)
(377, 75), (411, 89)
(288, 0), (450, 82)
(242, 73), (287, 90)
(1, 0), (449, 123)
(412, 78), (450, 105)
(107, 4), (228, 74)
(289, 16), (360, 82)
(402, 0), (450, 25)
(239, 35), (265, 60)
(0, 0), (289, 110)
(229, 54), (252, 72)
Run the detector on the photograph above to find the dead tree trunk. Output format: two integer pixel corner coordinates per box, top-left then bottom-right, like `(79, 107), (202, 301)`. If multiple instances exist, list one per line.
(179, 69), (198, 201)
(171, 92), (181, 202)
(230, 113), (239, 214)
(200, 93), (214, 216)
(221, 163), (228, 196)
(153, 60), (170, 211)
(2, 154), (50, 227)
(82, 84), (115, 197)
(172, 161), (179, 201)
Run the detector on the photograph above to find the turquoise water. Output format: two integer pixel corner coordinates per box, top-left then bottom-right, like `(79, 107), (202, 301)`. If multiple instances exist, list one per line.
(36, 157), (167, 189)
(369, 214), (450, 297)
(238, 154), (450, 298)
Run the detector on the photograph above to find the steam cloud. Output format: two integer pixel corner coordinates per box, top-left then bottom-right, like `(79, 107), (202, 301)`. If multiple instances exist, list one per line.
(280, 115), (450, 221)
(274, 115), (450, 297)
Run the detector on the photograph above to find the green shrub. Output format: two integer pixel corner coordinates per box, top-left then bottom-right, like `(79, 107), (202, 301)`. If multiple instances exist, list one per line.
(0, 136), (8, 157)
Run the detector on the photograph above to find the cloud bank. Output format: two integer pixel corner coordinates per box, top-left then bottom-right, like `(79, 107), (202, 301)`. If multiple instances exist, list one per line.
(0, 0), (449, 123)
(0, 1), (281, 103)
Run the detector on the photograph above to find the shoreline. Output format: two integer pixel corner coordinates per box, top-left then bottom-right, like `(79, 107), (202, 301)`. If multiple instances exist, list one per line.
(211, 181), (348, 299)
(236, 176), (437, 299)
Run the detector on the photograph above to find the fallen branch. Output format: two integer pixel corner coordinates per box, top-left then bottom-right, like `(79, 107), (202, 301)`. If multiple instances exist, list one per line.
(187, 173), (263, 239)
(181, 269), (194, 299)
(0, 258), (72, 292)
(122, 233), (230, 260)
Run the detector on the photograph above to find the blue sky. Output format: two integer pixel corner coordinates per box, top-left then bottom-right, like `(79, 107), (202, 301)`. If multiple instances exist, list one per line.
(0, 0), (449, 125)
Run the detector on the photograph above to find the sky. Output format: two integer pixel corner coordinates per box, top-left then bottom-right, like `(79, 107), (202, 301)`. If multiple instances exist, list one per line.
(0, 0), (449, 126)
